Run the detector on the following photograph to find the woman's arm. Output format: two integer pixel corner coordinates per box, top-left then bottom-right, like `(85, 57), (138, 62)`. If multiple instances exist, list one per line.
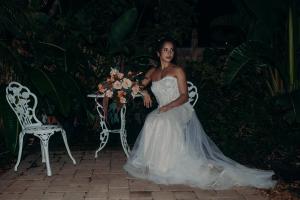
(159, 67), (189, 112)
(140, 67), (155, 88)
(140, 67), (155, 108)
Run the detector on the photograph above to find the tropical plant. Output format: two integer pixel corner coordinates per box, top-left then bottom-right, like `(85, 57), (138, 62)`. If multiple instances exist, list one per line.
(0, 0), (202, 153)
(210, 0), (300, 124)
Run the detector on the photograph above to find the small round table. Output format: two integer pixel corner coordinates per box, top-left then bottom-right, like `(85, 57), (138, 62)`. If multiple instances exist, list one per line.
(87, 93), (141, 158)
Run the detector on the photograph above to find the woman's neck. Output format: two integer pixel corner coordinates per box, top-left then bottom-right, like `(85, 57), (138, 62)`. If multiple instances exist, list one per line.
(160, 61), (171, 69)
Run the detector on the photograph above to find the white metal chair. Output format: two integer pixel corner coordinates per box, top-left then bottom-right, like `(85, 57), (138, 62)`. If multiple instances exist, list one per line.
(6, 81), (76, 176)
(187, 81), (198, 107)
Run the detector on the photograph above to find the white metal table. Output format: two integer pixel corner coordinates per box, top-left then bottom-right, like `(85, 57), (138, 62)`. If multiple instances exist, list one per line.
(87, 94), (140, 158)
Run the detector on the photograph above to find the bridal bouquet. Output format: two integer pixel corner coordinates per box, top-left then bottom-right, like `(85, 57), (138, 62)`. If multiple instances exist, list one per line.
(97, 68), (142, 106)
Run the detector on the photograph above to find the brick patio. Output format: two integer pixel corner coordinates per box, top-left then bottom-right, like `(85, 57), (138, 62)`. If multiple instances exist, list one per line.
(0, 149), (270, 200)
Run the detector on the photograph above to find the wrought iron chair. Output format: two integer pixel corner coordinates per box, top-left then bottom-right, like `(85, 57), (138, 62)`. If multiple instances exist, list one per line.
(187, 81), (198, 107)
(6, 81), (76, 176)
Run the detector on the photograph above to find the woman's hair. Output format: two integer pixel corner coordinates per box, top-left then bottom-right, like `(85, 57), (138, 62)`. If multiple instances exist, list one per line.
(155, 37), (177, 65)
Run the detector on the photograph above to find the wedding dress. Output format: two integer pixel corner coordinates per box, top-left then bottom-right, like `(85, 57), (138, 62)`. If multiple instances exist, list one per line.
(124, 76), (276, 190)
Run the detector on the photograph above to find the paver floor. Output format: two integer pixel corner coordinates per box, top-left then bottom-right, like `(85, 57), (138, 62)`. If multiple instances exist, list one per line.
(0, 149), (270, 200)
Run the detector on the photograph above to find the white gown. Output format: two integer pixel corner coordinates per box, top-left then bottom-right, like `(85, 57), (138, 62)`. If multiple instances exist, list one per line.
(124, 76), (276, 190)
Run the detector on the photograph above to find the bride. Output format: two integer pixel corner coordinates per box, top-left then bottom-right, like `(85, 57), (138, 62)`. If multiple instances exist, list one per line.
(123, 38), (276, 190)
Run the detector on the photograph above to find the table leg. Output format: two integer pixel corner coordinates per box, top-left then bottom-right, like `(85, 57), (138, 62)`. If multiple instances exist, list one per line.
(95, 101), (110, 158)
(95, 128), (109, 158)
(119, 106), (131, 157)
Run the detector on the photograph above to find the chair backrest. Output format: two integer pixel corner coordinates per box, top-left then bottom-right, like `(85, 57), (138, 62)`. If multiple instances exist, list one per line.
(6, 82), (42, 129)
(187, 81), (198, 107)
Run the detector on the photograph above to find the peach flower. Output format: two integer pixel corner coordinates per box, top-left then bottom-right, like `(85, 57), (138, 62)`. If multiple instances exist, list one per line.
(98, 84), (106, 93)
(113, 81), (122, 89)
(117, 72), (124, 79)
(105, 90), (113, 98)
(117, 91), (126, 98)
(120, 97), (126, 104)
(122, 78), (132, 89)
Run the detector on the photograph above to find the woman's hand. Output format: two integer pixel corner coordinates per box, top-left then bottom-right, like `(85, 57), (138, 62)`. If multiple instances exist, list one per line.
(159, 105), (170, 113)
(142, 91), (152, 108)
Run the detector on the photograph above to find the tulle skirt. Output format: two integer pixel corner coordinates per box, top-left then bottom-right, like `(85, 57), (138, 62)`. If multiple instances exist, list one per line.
(124, 103), (276, 190)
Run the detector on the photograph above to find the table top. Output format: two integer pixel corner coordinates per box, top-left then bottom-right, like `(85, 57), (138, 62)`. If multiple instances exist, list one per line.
(87, 93), (142, 98)
(87, 93), (104, 98)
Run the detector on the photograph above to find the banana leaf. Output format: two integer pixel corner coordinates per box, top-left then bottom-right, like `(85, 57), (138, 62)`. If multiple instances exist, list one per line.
(224, 41), (274, 84)
(29, 68), (92, 120)
(291, 89), (300, 123)
(54, 70), (90, 112)
(29, 68), (71, 117)
(108, 8), (138, 53)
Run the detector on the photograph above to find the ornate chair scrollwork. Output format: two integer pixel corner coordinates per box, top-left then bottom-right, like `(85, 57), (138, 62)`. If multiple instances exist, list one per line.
(94, 99), (130, 158)
(187, 81), (198, 107)
(6, 82), (76, 176)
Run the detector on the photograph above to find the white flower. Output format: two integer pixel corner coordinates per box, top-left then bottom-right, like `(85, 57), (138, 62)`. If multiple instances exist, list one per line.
(122, 78), (132, 89)
(105, 90), (113, 98)
(110, 68), (119, 76)
(117, 72), (124, 79)
(113, 81), (122, 90)
(131, 84), (140, 95)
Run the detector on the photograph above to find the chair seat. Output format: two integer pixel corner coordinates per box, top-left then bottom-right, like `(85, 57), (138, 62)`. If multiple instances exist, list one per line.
(24, 125), (63, 134)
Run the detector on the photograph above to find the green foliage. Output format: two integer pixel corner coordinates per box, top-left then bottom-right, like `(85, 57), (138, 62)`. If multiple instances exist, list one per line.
(108, 8), (138, 53)
(187, 52), (299, 167)
(29, 68), (71, 117)
(224, 41), (274, 84)
(0, 86), (19, 154)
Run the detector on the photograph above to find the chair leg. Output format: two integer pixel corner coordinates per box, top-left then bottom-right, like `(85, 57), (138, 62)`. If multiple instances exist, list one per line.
(61, 130), (76, 165)
(42, 140), (52, 176)
(40, 140), (46, 163)
(14, 132), (24, 171)
(36, 133), (53, 176)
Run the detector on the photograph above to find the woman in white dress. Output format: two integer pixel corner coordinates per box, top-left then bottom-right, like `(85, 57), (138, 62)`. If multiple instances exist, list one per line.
(124, 38), (276, 190)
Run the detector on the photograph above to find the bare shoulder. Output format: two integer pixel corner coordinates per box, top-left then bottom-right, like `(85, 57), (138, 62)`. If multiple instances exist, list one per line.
(145, 67), (157, 77)
(147, 67), (156, 74)
(172, 65), (186, 76)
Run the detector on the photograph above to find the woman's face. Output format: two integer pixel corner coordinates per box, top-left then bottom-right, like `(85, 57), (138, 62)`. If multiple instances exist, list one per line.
(158, 42), (175, 63)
